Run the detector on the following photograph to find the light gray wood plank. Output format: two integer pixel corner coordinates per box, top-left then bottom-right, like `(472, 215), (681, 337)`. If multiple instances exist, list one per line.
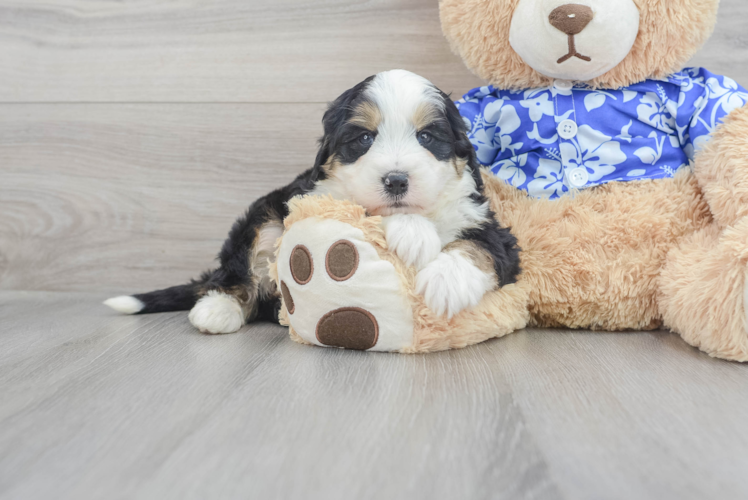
(491, 330), (748, 500)
(0, 103), (325, 293)
(1, 291), (747, 499)
(0, 291), (559, 500)
(688, 1), (748, 79)
(0, 0), (485, 103)
(0, 0), (746, 104)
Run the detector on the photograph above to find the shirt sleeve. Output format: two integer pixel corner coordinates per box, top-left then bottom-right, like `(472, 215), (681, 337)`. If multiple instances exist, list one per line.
(456, 88), (525, 166)
(675, 67), (748, 160)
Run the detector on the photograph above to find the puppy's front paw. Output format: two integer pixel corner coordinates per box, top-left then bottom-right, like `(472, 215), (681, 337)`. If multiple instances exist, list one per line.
(382, 214), (441, 269)
(188, 291), (245, 334)
(416, 251), (495, 318)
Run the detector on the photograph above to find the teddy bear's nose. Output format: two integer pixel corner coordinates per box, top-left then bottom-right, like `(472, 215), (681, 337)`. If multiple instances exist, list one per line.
(549, 4), (594, 35)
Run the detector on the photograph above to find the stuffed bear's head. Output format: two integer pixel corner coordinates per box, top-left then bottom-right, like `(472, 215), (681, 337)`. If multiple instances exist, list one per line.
(440, 0), (719, 89)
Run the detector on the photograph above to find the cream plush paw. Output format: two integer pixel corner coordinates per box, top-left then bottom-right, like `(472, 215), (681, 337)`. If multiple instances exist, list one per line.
(188, 291), (245, 334)
(382, 214), (441, 270)
(276, 217), (414, 352)
(415, 250), (496, 318)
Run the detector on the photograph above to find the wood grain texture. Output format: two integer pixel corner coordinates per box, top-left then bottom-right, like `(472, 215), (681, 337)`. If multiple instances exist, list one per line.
(0, 103), (324, 292)
(1, 1), (748, 293)
(0, 0), (485, 103)
(1, 0), (745, 104)
(1, 291), (747, 500)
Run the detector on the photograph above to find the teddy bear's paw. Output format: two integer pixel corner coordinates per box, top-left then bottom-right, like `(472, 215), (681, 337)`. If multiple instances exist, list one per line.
(382, 214), (441, 270)
(277, 218), (414, 352)
(188, 291), (245, 334)
(415, 251), (495, 318)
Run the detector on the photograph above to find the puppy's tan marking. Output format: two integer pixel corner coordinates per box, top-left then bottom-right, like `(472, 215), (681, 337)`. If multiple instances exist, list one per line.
(322, 157), (343, 175)
(444, 240), (499, 288)
(348, 101), (382, 130)
(452, 157), (469, 176)
(412, 102), (442, 131)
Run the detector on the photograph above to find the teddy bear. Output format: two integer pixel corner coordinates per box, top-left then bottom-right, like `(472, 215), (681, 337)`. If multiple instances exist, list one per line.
(271, 0), (748, 361)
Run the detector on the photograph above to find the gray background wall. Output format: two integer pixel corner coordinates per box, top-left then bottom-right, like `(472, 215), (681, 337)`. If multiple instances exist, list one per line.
(2, 0), (747, 294)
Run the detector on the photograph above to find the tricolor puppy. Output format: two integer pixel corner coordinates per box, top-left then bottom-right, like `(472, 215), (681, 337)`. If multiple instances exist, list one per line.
(105, 70), (521, 334)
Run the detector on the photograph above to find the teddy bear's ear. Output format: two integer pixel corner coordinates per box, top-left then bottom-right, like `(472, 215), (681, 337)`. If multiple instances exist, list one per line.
(440, 0), (720, 89)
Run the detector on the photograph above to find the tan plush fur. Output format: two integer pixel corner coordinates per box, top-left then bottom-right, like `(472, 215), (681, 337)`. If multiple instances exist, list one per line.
(274, 159), (748, 360)
(271, 195), (531, 353)
(693, 105), (748, 228)
(440, 0), (719, 90)
(435, 0), (748, 360)
(271, 0), (748, 360)
(483, 170), (712, 331)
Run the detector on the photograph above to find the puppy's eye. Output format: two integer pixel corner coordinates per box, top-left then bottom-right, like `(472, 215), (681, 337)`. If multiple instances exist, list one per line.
(418, 131), (433, 144)
(358, 133), (374, 146)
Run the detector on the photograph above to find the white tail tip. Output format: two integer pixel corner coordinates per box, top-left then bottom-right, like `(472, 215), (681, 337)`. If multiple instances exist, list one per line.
(104, 296), (144, 315)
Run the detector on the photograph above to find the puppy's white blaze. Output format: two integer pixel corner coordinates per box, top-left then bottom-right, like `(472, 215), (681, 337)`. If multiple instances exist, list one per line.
(341, 69), (460, 218)
(188, 291), (245, 335)
(416, 250), (495, 318)
(103, 296), (144, 315)
(367, 70), (444, 124)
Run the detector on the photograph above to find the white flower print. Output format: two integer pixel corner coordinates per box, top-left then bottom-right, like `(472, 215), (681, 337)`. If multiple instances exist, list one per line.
(583, 90), (617, 112)
(703, 76), (748, 127)
(455, 68), (747, 200)
(637, 87), (677, 134)
(634, 132), (666, 165)
(559, 125), (627, 181)
(468, 99), (523, 165)
(520, 90), (555, 122)
(528, 158), (566, 199)
(494, 154), (528, 187)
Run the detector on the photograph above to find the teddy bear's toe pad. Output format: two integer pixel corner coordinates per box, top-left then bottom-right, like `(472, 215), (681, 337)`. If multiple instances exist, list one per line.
(316, 307), (378, 350)
(277, 218), (414, 352)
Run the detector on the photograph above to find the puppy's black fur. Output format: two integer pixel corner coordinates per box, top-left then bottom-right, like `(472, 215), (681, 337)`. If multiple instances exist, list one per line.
(130, 77), (521, 324)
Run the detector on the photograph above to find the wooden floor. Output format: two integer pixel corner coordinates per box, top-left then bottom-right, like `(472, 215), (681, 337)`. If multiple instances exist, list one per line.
(4, 0), (748, 498)
(1, 291), (747, 500)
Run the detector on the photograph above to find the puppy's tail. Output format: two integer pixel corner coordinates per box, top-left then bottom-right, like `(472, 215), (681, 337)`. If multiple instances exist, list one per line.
(104, 279), (207, 315)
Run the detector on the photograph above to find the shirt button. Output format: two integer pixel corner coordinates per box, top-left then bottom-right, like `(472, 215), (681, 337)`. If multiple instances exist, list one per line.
(554, 79), (574, 91)
(557, 119), (578, 139)
(568, 167), (589, 187)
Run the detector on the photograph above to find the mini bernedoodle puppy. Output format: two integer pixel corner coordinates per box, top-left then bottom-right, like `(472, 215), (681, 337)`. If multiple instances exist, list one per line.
(106, 70), (521, 334)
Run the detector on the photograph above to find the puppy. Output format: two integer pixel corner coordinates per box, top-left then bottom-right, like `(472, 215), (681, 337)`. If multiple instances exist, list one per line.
(105, 70), (521, 334)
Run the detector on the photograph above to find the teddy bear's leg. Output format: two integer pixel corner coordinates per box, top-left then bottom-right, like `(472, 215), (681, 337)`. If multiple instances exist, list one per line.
(275, 217), (416, 352)
(658, 218), (748, 361)
(692, 104), (748, 229)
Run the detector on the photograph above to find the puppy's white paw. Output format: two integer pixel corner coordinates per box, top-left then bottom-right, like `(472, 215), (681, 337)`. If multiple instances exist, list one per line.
(382, 214), (441, 269)
(416, 251), (495, 318)
(188, 291), (245, 334)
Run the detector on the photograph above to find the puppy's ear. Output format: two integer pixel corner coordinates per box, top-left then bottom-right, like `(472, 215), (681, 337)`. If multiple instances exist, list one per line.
(440, 91), (483, 189)
(310, 76), (376, 181)
(310, 137), (331, 182)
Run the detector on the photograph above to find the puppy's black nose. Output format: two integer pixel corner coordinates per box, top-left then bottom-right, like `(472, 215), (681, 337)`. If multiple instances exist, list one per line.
(383, 172), (409, 196)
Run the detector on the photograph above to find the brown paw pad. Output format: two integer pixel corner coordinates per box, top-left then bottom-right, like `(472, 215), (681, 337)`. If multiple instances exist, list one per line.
(325, 240), (359, 281)
(290, 245), (313, 284)
(316, 307), (379, 350)
(280, 281), (294, 314)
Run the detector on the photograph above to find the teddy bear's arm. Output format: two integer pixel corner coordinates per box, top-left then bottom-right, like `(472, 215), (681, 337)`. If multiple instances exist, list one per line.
(676, 68), (748, 159)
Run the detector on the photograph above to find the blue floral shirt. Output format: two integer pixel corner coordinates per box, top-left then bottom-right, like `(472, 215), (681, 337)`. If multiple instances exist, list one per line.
(455, 68), (748, 199)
